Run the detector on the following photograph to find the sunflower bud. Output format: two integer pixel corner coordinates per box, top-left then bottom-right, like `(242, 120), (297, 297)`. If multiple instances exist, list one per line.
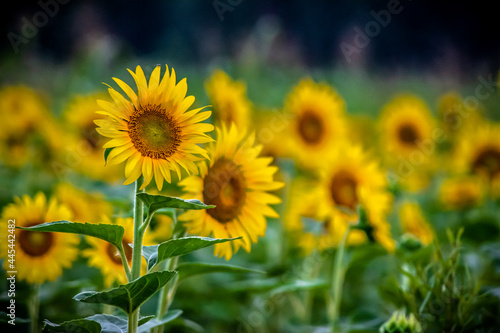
(379, 310), (422, 333)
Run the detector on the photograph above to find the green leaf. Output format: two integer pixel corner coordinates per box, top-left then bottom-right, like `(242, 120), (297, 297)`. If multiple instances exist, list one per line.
(269, 279), (328, 296)
(138, 315), (155, 326)
(138, 310), (182, 332)
(177, 262), (265, 282)
(104, 147), (113, 165)
(142, 236), (240, 270)
(17, 221), (124, 249)
(43, 319), (101, 333)
(137, 193), (214, 216)
(74, 271), (177, 314)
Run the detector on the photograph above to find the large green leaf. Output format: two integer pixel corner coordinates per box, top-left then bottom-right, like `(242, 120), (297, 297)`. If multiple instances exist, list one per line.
(177, 262), (265, 282)
(17, 221), (124, 249)
(142, 236), (240, 270)
(138, 310), (182, 332)
(137, 193), (214, 216)
(43, 319), (101, 333)
(74, 271), (177, 314)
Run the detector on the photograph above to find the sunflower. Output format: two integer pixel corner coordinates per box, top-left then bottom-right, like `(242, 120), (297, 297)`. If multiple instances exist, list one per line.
(82, 216), (153, 287)
(0, 85), (60, 167)
(205, 70), (251, 128)
(95, 65), (214, 190)
(54, 183), (112, 223)
(284, 78), (347, 169)
(312, 142), (395, 252)
(148, 214), (174, 243)
(0, 192), (79, 284)
(439, 176), (484, 210)
(62, 94), (123, 181)
(398, 202), (433, 246)
(455, 123), (500, 184)
(179, 124), (284, 260)
(379, 94), (435, 160)
(437, 91), (482, 139)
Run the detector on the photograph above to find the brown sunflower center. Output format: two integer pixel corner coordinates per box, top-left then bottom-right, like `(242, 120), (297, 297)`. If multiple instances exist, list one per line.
(106, 239), (133, 265)
(83, 123), (99, 150)
(19, 223), (54, 257)
(330, 170), (358, 210)
(203, 159), (246, 223)
(128, 104), (181, 159)
(298, 110), (324, 144)
(472, 147), (500, 178)
(398, 123), (419, 145)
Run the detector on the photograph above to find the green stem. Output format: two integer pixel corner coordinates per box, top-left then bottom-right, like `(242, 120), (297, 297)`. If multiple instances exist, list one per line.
(128, 177), (144, 333)
(118, 244), (132, 281)
(128, 311), (139, 333)
(155, 211), (180, 333)
(28, 284), (40, 333)
(329, 225), (351, 333)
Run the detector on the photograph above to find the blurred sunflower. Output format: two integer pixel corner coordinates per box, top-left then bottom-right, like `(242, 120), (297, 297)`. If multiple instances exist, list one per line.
(313, 142), (395, 252)
(83, 216), (153, 287)
(455, 123), (500, 184)
(62, 94), (123, 181)
(95, 65), (214, 190)
(379, 94), (434, 159)
(284, 78), (347, 169)
(148, 214), (174, 243)
(54, 183), (112, 223)
(0, 85), (61, 167)
(439, 176), (484, 210)
(179, 124), (284, 260)
(379, 94), (436, 191)
(205, 70), (251, 128)
(399, 202), (434, 246)
(437, 91), (482, 139)
(0, 192), (79, 284)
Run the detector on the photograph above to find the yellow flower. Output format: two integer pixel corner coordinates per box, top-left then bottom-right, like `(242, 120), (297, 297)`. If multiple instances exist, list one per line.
(284, 78), (347, 169)
(378, 94), (436, 191)
(148, 214), (174, 243)
(437, 91), (482, 139)
(0, 85), (60, 167)
(379, 94), (435, 160)
(95, 65), (214, 190)
(0, 193), (79, 284)
(205, 70), (251, 128)
(313, 142), (395, 252)
(82, 216), (153, 287)
(399, 202), (433, 245)
(455, 123), (500, 182)
(54, 183), (112, 223)
(179, 124), (284, 260)
(439, 176), (484, 210)
(62, 94), (123, 181)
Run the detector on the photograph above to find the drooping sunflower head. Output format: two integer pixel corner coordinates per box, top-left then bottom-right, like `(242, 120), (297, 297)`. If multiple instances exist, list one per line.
(455, 123), (500, 181)
(398, 201), (434, 246)
(179, 124), (284, 260)
(83, 216), (153, 287)
(379, 94), (434, 159)
(205, 70), (251, 128)
(0, 192), (79, 284)
(284, 78), (347, 168)
(315, 142), (395, 252)
(95, 65), (214, 190)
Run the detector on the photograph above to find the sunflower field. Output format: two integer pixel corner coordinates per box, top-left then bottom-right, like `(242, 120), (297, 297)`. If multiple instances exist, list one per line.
(1, 2), (500, 333)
